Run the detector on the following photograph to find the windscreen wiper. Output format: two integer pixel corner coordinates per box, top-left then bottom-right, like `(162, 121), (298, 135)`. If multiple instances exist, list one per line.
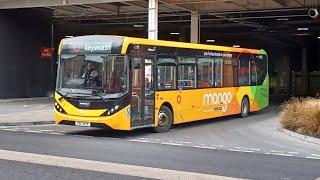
(91, 89), (109, 102)
(58, 91), (93, 101)
(58, 89), (108, 102)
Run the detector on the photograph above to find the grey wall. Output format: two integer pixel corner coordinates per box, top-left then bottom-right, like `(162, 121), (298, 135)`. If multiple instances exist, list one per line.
(0, 10), (53, 98)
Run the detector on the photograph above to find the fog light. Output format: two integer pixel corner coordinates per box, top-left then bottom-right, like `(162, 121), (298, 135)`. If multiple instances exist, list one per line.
(115, 105), (119, 110)
(111, 108), (114, 113)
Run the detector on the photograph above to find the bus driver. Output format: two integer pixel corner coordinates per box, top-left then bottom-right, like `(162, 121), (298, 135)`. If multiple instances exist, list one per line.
(82, 63), (100, 88)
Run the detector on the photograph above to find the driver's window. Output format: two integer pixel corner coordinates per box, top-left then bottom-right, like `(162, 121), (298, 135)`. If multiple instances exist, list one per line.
(61, 55), (102, 89)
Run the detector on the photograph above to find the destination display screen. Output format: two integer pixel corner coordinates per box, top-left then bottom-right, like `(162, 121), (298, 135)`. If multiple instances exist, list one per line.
(61, 35), (124, 55)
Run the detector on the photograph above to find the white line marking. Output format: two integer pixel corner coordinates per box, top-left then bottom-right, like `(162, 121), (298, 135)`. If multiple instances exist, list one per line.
(235, 147), (259, 151)
(248, 148), (260, 151)
(271, 150), (284, 153)
(228, 149), (254, 153)
(270, 153), (294, 157)
(160, 142), (183, 146)
(288, 152), (299, 155)
(36, 129), (54, 132)
(208, 144), (224, 148)
(137, 138), (147, 140)
(48, 132), (64, 135)
(193, 146), (217, 150)
(128, 139), (150, 143)
(311, 154), (320, 157)
(0, 149), (244, 180)
(178, 141), (192, 144)
(306, 156), (320, 160)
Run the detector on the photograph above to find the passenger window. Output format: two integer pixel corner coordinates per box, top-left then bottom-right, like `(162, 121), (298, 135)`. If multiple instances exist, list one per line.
(238, 54), (250, 86)
(256, 55), (268, 85)
(223, 56), (235, 87)
(214, 58), (223, 87)
(178, 57), (196, 89)
(250, 54), (257, 86)
(198, 58), (214, 88)
(157, 58), (176, 90)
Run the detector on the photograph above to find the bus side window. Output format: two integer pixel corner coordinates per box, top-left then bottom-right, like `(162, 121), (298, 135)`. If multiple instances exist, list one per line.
(157, 57), (177, 90)
(214, 58), (223, 87)
(238, 54), (250, 86)
(223, 55), (234, 87)
(198, 58), (214, 88)
(178, 57), (196, 89)
(256, 55), (267, 85)
(251, 54), (258, 86)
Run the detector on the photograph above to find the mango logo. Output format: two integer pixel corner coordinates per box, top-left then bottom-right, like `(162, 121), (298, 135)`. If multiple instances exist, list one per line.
(203, 92), (232, 112)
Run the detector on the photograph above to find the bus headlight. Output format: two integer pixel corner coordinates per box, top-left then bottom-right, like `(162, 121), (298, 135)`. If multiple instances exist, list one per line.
(54, 101), (66, 114)
(101, 105), (120, 116)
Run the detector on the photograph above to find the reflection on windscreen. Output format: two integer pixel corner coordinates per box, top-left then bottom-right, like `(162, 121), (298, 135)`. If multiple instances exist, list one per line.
(57, 54), (128, 98)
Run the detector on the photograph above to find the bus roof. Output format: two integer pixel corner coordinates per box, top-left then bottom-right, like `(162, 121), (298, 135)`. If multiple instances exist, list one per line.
(59, 35), (267, 56)
(122, 36), (267, 55)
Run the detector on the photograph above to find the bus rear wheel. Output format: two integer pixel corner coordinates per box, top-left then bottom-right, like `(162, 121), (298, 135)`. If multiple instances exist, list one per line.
(154, 106), (173, 133)
(240, 97), (250, 118)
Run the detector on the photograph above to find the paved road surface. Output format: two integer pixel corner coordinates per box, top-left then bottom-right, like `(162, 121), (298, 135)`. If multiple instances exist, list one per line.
(0, 105), (320, 179)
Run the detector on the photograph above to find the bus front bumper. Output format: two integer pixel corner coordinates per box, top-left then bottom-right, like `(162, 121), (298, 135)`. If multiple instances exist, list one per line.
(54, 106), (131, 131)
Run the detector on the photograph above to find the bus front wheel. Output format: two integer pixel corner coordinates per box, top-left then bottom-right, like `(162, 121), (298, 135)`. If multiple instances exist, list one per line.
(154, 106), (173, 133)
(240, 97), (250, 118)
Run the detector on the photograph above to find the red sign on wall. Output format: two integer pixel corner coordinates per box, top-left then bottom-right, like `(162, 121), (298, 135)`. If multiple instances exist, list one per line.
(41, 47), (52, 59)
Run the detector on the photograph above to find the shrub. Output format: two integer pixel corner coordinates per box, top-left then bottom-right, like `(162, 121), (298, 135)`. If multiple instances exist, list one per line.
(280, 97), (320, 138)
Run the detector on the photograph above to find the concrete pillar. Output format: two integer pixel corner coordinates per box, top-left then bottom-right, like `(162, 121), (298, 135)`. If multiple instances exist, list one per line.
(301, 48), (308, 94)
(148, 0), (158, 40)
(190, 13), (199, 43)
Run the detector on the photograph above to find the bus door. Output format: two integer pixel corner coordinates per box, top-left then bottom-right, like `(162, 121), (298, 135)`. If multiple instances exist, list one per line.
(131, 55), (155, 128)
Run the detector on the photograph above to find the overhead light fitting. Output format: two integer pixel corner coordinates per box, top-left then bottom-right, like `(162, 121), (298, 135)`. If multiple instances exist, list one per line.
(297, 27), (309, 31)
(318, 36), (320, 39)
(277, 18), (289, 21)
(170, 32), (180, 35)
(133, 24), (144, 28)
(206, 39), (216, 42)
(233, 45), (240, 48)
(65, 36), (74, 38)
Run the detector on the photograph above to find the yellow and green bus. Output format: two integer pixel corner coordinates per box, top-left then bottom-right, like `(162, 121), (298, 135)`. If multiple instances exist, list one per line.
(54, 35), (268, 132)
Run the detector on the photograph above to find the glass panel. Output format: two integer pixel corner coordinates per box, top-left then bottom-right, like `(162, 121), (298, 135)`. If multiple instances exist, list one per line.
(223, 57), (234, 87)
(178, 65), (196, 89)
(198, 58), (214, 88)
(251, 54), (258, 86)
(214, 58), (223, 87)
(238, 54), (250, 86)
(57, 54), (128, 99)
(131, 57), (143, 122)
(256, 55), (268, 85)
(178, 57), (196, 89)
(157, 64), (176, 90)
(144, 58), (154, 124)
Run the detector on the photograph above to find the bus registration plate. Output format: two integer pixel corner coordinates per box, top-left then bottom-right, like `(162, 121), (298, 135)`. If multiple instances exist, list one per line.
(75, 121), (91, 127)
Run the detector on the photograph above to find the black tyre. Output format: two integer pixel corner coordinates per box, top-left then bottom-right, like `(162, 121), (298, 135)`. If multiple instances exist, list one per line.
(240, 97), (250, 118)
(154, 106), (173, 133)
